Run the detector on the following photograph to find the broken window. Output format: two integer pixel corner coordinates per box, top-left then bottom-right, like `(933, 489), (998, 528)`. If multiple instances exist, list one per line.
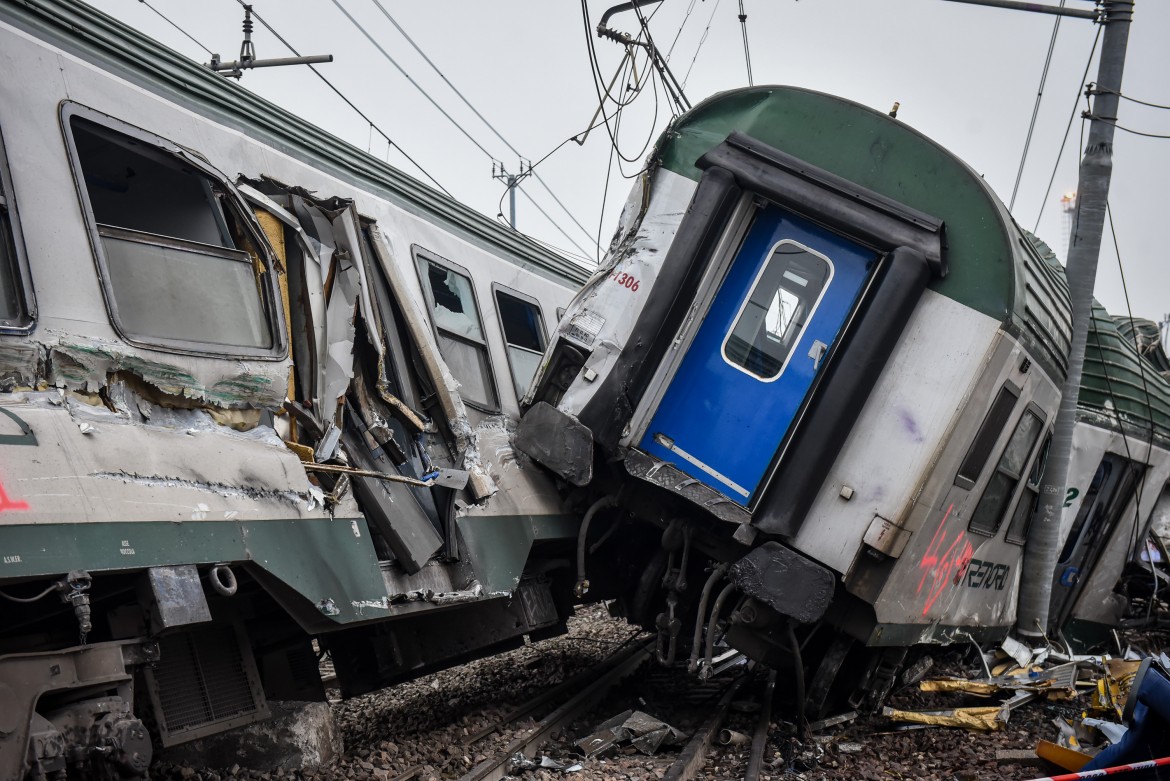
(723, 241), (831, 381)
(954, 383), (1020, 490)
(415, 251), (498, 411)
(1005, 432), (1051, 545)
(968, 407), (1045, 536)
(64, 107), (280, 355)
(0, 124), (32, 330)
(494, 286), (547, 399)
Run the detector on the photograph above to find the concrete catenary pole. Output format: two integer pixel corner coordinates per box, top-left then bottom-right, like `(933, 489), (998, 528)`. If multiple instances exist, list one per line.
(1016, 0), (1134, 640)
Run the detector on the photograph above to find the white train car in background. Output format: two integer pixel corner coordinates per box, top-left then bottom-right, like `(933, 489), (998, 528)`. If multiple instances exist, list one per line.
(0, 1), (589, 778)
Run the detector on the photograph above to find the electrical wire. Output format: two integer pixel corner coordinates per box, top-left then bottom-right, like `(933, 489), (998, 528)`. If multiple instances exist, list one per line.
(329, 1), (496, 161)
(1033, 23), (1101, 233)
(515, 186), (594, 261)
(137, 0), (215, 57)
(231, 0), (452, 197)
(0, 583), (57, 603)
(682, 0), (725, 89)
(1009, 0), (1065, 212)
(1096, 87), (1170, 111)
(665, 0), (699, 61)
(580, 1), (659, 164)
(737, 0), (753, 87)
(366, 0), (599, 253)
(1093, 121), (1170, 140)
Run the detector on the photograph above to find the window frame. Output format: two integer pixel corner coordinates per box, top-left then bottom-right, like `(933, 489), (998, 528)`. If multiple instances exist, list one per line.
(59, 102), (286, 360)
(412, 246), (500, 413)
(719, 238), (835, 383)
(492, 282), (548, 401)
(1004, 430), (1051, 546)
(966, 402), (1048, 538)
(954, 381), (1021, 490)
(0, 122), (36, 333)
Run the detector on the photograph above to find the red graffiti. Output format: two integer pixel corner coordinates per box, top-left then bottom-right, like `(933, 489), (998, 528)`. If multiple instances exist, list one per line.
(0, 482), (29, 512)
(916, 504), (974, 616)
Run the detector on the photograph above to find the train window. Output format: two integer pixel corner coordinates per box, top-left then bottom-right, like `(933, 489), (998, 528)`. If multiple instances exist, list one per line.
(414, 251), (499, 412)
(954, 383), (1020, 489)
(0, 124), (33, 331)
(493, 285), (547, 399)
(968, 407), (1045, 536)
(1005, 432), (1051, 545)
(722, 240), (832, 381)
(63, 107), (282, 356)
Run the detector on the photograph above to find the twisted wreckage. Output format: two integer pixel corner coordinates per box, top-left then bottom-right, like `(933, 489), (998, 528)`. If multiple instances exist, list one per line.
(1, 1), (1169, 780)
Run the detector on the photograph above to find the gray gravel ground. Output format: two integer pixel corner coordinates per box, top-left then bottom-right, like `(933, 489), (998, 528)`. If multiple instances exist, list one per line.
(153, 608), (1165, 781)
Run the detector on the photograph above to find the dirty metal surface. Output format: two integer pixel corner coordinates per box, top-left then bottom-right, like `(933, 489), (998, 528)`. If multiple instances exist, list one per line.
(729, 541), (835, 623)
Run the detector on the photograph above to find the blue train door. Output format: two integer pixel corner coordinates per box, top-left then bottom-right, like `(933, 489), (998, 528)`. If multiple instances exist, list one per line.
(638, 205), (875, 506)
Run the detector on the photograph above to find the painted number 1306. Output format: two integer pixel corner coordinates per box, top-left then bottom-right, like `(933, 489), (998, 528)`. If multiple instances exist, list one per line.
(609, 271), (640, 292)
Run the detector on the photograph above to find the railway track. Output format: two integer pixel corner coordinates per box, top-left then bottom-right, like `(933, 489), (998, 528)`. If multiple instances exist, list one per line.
(436, 638), (784, 781)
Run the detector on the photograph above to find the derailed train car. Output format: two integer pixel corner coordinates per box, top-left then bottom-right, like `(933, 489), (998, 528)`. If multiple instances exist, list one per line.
(0, 1), (590, 779)
(1048, 286), (1170, 648)
(517, 85), (1170, 711)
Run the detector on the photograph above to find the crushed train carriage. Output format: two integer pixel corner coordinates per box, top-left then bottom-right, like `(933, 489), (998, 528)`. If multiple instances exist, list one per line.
(0, 1), (593, 779)
(517, 85), (1170, 713)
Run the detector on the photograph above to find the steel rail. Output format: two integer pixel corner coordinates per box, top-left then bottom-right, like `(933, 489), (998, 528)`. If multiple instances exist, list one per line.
(461, 634), (644, 747)
(662, 673), (750, 781)
(457, 640), (654, 781)
(744, 669), (777, 781)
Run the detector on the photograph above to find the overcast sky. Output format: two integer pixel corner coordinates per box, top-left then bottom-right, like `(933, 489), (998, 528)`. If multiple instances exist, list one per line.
(87, 0), (1170, 325)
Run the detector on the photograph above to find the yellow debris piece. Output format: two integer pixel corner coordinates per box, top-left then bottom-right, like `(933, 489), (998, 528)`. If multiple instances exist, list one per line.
(919, 679), (998, 696)
(881, 706), (1004, 731)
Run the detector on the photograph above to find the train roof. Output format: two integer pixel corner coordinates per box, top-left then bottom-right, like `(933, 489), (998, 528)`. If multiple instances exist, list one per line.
(0, 0), (590, 290)
(1026, 236), (1170, 447)
(652, 85), (1073, 383)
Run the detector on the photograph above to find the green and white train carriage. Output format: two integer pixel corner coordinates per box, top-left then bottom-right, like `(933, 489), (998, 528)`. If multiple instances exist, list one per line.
(0, 1), (589, 778)
(517, 85), (1161, 709)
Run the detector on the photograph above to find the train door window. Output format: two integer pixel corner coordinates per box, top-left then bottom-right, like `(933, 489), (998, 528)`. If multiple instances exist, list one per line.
(722, 240), (832, 381)
(493, 285), (547, 399)
(0, 124), (33, 331)
(63, 106), (282, 356)
(414, 250), (498, 412)
(968, 407), (1046, 536)
(954, 383), (1020, 489)
(1005, 432), (1051, 545)
(1055, 456), (1141, 565)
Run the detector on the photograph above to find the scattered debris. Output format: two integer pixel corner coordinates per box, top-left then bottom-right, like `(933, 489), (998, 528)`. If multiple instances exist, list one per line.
(807, 711), (858, 733)
(574, 710), (688, 758)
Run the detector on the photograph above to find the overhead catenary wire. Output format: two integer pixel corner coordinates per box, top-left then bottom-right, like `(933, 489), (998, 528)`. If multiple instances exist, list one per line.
(682, 0), (725, 89)
(665, 0), (699, 61)
(1009, 0), (1065, 212)
(230, 0), (452, 197)
(737, 0), (753, 87)
(1032, 22), (1102, 233)
(329, 0), (496, 162)
(137, 0), (214, 56)
(581, 0), (666, 166)
(366, 0), (599, 253)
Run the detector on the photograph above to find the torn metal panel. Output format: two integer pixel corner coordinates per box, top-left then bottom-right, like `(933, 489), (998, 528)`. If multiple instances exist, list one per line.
(1, 391), (332, 525)
(366, 224), (495, 501)
(289, 195), (355, 429)
(341, 409), (442, 574)
(47, 340), (287, 408)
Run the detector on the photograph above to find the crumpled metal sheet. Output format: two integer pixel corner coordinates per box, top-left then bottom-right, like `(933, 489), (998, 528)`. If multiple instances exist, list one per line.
(575, 710), (689, 757)
(881, 705), (1005, 731)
